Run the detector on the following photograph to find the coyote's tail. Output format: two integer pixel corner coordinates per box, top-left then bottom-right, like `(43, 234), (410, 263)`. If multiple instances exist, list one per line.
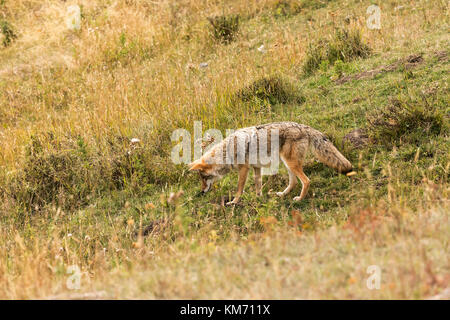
(309, 129), (352, 174)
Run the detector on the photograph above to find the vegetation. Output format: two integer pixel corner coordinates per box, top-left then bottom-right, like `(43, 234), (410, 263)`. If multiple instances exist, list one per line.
(302, 28), (372, 75)
(367, 94), (444, 145)
(0, 0), (448, 299)
(0, 19), (16, 47)
(208, 14), (240, 44)
(235, 75), (305, 105)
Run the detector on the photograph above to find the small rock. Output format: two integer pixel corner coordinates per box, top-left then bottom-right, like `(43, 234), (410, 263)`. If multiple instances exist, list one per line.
(434, 50), (448, 62)
(257, 45), (266, 53)
(199, 62), (208, 68)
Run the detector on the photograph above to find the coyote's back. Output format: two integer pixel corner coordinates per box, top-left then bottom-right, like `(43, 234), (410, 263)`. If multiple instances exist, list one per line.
(247, 122), (353, 174)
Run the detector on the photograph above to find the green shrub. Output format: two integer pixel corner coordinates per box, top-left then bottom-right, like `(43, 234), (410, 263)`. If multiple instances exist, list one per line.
(301, 0), (334, 10)
(7, 135), (99, 211)
(272, 0), (333, 19)
(235, 76), (305, 105)
(207, 14), (240, 44)
(109, 144), (180, 190)
(302, 28), (371, 75)
(6, 133), (182, 213)
(273, 0), (302, 18)
(0, 20), (17, 47)
(333, 59), (345, 77)
(367, 96), (445, 145)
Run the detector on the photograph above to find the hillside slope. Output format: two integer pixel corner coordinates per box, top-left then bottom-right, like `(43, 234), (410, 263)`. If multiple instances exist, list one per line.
(0, 0), (448, 299)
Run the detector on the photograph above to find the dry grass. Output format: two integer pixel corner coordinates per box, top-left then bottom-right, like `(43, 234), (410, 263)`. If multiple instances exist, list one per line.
(1, 0), (447, 169)
(1, 193), (448, 299)
(0, 0), (449, 299)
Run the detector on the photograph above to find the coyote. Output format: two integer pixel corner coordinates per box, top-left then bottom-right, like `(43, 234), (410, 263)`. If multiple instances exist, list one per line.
(189, 122), (353, 205)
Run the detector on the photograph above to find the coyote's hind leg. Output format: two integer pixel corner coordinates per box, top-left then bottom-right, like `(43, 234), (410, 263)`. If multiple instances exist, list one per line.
(253, 167), (262, 196)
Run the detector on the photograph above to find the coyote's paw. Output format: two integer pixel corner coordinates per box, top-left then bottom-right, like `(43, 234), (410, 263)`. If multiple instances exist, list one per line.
(276, 192), (284, 197)
(293, 196), (302, 202)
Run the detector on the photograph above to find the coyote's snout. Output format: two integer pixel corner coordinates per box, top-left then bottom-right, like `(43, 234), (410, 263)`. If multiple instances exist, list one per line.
(189, 122), (353, 205)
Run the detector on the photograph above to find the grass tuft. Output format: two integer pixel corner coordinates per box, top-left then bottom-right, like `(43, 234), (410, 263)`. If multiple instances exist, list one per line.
(235, 75), (305, 105)
(7, 133), (181, 213)
(302, 28), (371, 75)
(272, 0), (302, 18)
(8, 135), (99, 211)
(367, 95), (445, 145)
(207, 14), (240, 44)
(0, 20), (17, 47)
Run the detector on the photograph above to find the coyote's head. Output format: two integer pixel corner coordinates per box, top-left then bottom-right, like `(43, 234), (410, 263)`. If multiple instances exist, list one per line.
(188, 157), (224, 194)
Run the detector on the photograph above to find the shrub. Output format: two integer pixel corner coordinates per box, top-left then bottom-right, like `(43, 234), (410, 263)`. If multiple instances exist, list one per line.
(7, 135), (100, 211)
(302, 28), (371, 75)
(0, 20), (17, 47)
(302, 0), (334, 10)
(272, 0), (334, 18)
(273, 0), (302, 18)
(6, 132), (183, 212)
(109, 142), (181, 190)
(235, 76), (305, 105)
(207, 14), (240, 44)
(367, 96), (444, 145)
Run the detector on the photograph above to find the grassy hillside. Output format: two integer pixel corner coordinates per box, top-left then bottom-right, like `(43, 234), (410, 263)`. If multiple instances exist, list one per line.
(0, 0), (448, 299)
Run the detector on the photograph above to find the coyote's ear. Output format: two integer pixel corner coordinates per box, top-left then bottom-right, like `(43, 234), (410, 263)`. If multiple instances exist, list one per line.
(188, 158), (207, 171)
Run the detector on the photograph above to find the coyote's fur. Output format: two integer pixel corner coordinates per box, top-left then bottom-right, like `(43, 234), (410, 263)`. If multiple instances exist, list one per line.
(189, 122), (353, 205)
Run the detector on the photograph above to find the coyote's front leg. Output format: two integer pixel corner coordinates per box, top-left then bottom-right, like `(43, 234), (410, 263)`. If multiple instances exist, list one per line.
(226, 165), (250, 206)
(286, 162), (310, 201)
(253, 167), (262, 197)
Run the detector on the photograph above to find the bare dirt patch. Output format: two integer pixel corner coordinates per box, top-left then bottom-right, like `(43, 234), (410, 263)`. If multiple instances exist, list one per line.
(343, 128), (369, 149)
(434, 50), (448, 62)
(335, 54), (424, 84)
